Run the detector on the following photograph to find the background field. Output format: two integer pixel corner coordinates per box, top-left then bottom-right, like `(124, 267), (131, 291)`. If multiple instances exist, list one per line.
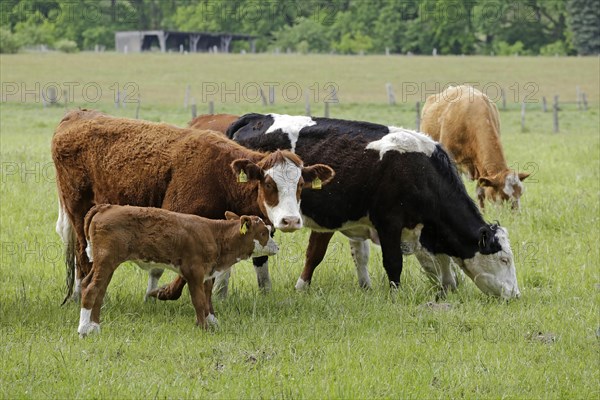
(1, 53), (599, 399)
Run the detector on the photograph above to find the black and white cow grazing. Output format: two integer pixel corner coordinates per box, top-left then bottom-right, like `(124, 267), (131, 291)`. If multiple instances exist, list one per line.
(222, 113), (520, 299)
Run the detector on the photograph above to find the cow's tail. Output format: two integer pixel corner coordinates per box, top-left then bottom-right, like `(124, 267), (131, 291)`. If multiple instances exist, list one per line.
(56, 197), (76, 305)
(225, 113), (263, 138)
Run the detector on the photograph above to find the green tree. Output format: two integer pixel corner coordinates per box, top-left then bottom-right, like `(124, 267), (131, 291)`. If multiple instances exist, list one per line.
(567, 0), (600, 55)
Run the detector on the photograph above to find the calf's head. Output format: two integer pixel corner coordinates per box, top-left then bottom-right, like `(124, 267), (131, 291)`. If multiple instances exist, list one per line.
(477, 170), (530, 210)
(225, 212), (279, 257)
(231, 151), (335, 232)
(458, 224), (520, 299)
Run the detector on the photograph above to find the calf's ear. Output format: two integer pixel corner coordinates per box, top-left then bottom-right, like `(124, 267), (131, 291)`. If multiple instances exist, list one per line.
(231, 159), (264, 182)
(239, 215), (252, 235)
(302, 164), (335, 189)
(477, 176), (498, 188)
(225, 211), (240, 220)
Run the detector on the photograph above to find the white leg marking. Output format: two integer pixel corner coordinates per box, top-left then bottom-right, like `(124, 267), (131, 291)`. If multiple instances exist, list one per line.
(145, 268), (164, 301)
(254, 260), (272, 292)
(73, 276), (82, 302)
(295, 277), (310, 291)
(349, 239), (371, 289)
(206, 313), (219, 326)
(78, 308), (100, 337)
(85, 241), (93, 262)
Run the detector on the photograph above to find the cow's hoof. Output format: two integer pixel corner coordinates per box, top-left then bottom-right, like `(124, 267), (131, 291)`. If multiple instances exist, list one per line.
(206, 313), (219, 327)
(295, 277), (310, 291)
(78, 322), (100, 338)
(358, 278), (372, 290)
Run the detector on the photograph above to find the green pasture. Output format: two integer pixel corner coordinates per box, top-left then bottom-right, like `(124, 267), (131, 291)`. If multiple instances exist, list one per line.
(0, 53), (599, 399)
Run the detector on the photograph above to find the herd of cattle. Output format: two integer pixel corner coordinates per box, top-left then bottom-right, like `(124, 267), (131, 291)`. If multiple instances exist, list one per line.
(50, 85), (527, 337)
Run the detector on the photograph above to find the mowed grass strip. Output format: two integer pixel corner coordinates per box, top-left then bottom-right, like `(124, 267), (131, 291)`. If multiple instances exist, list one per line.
(0, 54), (599, 399)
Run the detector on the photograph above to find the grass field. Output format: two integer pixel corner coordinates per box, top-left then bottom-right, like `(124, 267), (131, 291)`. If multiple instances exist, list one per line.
(1, 53), (599, 399)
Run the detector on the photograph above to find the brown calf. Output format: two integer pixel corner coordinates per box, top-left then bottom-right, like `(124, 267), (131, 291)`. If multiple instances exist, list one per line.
(189, 113), (239, 132)
(78, 204), (278, 337)
(421, 85), (529, 209)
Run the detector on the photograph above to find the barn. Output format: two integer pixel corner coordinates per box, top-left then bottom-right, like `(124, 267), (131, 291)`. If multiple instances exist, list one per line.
(115, 30), (257, 53)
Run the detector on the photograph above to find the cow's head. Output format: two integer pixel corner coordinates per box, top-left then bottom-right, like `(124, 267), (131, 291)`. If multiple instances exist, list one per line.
(225, 211), (279, 257)
(477, 170), (529, 210)
(456, 224), (520, 299)
(231, 150), (335, 232)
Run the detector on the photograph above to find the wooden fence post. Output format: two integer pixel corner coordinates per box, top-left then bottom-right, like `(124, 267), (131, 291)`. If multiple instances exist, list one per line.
(416, 101), (421, 131)
(135, 94), (141, 119)
(553, 95), (559, 133)
(259, 88), (267, 106)
(268, 86), (275, 105)
(542, 96), (547, 112)
(386, 83), (396, 105)
(582, 93), (588, 111)
(115, 90), (120, 108)
(208, 100), (214, 115)
(324, 101), (330, 118)
(184, 84), (190, 109)
(305, 90), (311, 116)
(500, 88), (506, 111)
(191, 98), (197, 119)
(576, 86), (581, 110)
(63, 89), (68, 108)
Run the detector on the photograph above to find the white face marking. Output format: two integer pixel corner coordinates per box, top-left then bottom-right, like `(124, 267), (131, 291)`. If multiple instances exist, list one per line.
(462, 227), (520, 299)
(252, 237), (279, 257)
(366, 127), (436, 159)
(264, 158), (304, 231)
(266, 113), (316, 152)
(502, 171), (523, 198)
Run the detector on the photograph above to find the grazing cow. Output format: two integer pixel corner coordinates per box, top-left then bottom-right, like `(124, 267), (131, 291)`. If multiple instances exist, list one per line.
(78, 204), (278, 336)
(159, 113), (520, 299)
(420, 85), (530, 209)
(52, 109), (334, 302)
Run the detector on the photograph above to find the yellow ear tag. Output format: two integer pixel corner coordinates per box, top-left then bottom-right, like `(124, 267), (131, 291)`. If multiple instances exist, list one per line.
(238, 169), (248, 183)
(312, 177), (322, 190)
(240, 221), (248, 235)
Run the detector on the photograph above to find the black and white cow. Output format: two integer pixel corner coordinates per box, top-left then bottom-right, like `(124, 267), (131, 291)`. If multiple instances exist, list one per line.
(220, 113), (521, 299)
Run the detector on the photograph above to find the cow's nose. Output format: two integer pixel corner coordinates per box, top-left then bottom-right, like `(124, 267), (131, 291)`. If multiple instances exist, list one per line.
(279, 216), (302, 231)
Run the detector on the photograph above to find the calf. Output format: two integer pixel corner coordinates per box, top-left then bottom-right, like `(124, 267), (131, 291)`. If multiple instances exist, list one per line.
(78, 204), (278, 337)
(421, 85), (530, 209)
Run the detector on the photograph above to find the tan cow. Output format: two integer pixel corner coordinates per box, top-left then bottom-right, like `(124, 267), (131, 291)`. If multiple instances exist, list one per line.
(52, 109), (334, 303)
(188, 113), (239, 132)
(78, 204), (278, 336)
(421, 85), (529, 209)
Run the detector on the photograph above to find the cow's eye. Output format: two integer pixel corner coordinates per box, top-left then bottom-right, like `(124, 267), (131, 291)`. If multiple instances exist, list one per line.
(500, 256), (510, 265)
(265, 182), (275, 190)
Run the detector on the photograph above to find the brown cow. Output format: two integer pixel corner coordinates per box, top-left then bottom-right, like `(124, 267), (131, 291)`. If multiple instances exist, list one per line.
(78, 204), (278, 336)
(52, 109), (334, 302)
(188, 113), (239, 132)
(421, 85), (529, 209)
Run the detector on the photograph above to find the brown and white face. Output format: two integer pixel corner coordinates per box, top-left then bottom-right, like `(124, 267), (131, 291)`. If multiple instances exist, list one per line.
(478, 170), (530, 210)
(231, 152), (335, 232)
(456, 225), (520, 299)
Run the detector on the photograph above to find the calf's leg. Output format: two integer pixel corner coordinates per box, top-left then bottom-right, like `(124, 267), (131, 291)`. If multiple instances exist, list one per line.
(144, 268), (164, 301)
(147, 275), (186, 300)
(186, 268), (208, 329)
(296, 231), (334, 290)
(79, 259), (115, 337)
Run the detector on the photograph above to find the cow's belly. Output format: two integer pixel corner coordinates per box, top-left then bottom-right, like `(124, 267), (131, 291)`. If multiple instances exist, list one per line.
(303, 215), (380, 244)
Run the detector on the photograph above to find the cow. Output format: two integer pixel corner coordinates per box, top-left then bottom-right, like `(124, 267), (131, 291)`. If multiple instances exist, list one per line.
(78, 204), (278, 337)
(159, 113), (521, 300)
(420, 85), (530, 209)
(52, 109), (334, 303)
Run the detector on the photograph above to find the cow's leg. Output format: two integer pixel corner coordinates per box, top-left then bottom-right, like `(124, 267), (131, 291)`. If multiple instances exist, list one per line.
(144, 268), (165, 301)
(147, 275), (186, 301)
(186, 268), (208, 329)
(296, 231), (334, 290)
(349, 239), (371, 289)
(437, 254), (457, 294)
(213, 270), (230, 298)
(376, 225), (403, 288)
(73, 220), (92, 301)
(253, 256), (271, 292)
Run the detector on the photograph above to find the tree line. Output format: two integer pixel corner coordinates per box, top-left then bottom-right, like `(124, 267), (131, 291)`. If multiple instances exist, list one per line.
(1, 0), (598, 55)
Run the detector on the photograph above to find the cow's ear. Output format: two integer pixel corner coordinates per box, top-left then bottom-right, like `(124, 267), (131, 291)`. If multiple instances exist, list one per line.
(302, 164), (335, 189)
(518, 172), (530, 182)
(477, 176), (497, 188)
(225, 211), (240, 220)
(231, 159), (264, 182)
